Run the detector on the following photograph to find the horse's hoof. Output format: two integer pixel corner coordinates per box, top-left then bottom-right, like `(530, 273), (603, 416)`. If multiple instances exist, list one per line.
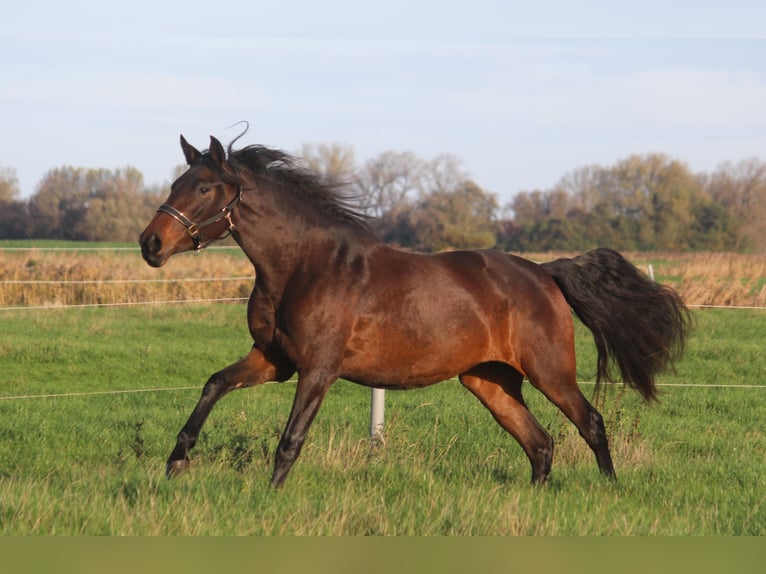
(166, 459), (190, 479)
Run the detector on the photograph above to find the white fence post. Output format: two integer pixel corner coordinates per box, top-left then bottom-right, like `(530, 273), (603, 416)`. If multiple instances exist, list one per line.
(370, 387), (385, 440)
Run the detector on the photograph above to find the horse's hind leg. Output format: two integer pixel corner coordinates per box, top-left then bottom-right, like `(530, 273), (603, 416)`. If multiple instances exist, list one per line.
(166, 346), (294, 478)
(460, 363), (554, 485)
(526, 363), (615, 479)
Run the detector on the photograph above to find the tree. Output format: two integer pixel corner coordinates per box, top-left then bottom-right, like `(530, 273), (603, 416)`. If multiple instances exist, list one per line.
(689, 201), (738, 251)
(411, 180), (498, 251)
(26, 166), (78, 238)
(0, 165), (19, 203)
(706, 158), (766, 253)
(355, 151), (441, 246)
(556, 164), (610, 214)
(299, 142), (356, 177)
(509, 189), (570, 222)
(26, 166), (161, 241)
(355, 151), (427, 220)
(606, 154), (703, 250)
(77, 169), (162, 242)
(502, 154), (729, 252)
(356, 150), (489, 249)
(0, 165), (27, 238)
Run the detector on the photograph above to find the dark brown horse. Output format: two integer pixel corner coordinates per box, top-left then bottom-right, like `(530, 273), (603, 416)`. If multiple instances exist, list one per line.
(139, 134), (690, 487)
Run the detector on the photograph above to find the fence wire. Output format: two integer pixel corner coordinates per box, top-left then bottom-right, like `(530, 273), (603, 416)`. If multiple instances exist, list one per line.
(1, 249), (763, 402)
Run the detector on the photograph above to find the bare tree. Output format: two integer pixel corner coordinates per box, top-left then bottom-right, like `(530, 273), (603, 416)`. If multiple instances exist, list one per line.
(355, 151), (427, 218)
(0, 165), (27, 238)
(298, 142), (356, 177)
(706, 158), (766, 252)
(0, 165), (19, 203)
(423, 153), (469, 195)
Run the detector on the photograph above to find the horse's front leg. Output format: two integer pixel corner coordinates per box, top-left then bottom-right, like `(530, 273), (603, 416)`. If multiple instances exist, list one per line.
(166, 346), (294, 478)
(271, 367), (337, 488)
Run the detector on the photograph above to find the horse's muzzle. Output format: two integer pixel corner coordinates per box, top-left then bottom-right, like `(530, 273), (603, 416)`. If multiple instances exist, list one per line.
(139, 231), (167, 268)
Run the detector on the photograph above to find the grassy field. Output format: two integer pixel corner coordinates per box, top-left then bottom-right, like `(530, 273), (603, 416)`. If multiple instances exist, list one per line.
(1, 242), (764, 534)
(0, 302), (764, 535)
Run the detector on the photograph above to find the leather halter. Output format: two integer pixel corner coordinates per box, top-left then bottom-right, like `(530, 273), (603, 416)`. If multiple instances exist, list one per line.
(157, 189), (241, 250)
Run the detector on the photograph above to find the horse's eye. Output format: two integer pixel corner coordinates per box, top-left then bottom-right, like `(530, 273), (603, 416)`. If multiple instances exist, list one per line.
(199, 185), (211, 194)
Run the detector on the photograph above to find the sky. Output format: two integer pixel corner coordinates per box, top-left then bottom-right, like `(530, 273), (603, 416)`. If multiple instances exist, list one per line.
(2, 1), (766, 205)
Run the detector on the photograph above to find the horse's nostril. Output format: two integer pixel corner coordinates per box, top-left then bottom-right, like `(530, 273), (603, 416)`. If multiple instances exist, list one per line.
(141, 232), (161, 254)
(140, 232), (167, 267)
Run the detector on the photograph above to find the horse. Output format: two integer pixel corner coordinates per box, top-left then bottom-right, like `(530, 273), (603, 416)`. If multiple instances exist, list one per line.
(139, 134), (691, 487)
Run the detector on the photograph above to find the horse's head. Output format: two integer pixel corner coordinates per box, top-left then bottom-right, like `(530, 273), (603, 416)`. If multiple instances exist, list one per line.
(139, 135), (242, 267)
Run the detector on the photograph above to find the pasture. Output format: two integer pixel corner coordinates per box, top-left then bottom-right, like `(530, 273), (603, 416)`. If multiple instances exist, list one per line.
(0, 245), (764, 534)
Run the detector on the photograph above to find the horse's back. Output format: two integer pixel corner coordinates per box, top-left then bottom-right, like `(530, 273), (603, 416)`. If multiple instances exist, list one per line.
(339, 247), (572, 386)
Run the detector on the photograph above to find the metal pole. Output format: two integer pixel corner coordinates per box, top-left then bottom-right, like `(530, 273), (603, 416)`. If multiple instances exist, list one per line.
(370, 387), (385, 440)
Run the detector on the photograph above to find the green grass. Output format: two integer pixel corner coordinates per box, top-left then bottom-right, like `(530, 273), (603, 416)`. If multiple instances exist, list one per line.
(0, 305), (764, 534)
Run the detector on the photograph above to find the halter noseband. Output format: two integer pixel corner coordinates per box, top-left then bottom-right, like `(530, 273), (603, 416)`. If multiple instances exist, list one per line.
(157, 189), (242, 250)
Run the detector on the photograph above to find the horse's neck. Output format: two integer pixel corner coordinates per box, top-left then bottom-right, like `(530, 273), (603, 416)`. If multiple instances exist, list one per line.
(233, 228), (295, 294)
(233, 201), (374, 296)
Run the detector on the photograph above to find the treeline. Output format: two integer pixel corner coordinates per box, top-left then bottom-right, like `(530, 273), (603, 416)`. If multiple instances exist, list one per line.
(304, 145), (765, 253)
(1, 146), (764, 253)
(502, 154), (765, 254)
(0, 165), (165, 243)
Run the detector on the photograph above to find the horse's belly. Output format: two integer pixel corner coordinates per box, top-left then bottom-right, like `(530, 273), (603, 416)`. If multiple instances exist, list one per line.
(339, 320), (491, 388)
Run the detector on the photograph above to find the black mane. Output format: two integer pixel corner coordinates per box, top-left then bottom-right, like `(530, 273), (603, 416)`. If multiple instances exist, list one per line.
(226, 145), (370, 230)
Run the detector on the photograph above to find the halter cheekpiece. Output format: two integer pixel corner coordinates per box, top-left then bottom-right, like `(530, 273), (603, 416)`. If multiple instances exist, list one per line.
(157, 188), (241, 250)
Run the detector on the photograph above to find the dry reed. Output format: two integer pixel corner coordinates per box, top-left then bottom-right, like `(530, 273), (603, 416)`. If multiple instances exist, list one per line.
(1, 248), (764, 308)
(0, 247), (253, 307)
(650, 252), (766, 307)
(521, 251), (766, 308)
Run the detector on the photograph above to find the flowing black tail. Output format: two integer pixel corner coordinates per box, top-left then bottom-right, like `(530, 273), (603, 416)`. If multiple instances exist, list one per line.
(541, 248), (691, 401)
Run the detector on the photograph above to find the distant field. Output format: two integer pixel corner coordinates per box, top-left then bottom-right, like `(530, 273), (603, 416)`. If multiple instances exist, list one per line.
(520, 250), (766, 308)
(1, 241), (764, 308)
(0, 241), (252, 307)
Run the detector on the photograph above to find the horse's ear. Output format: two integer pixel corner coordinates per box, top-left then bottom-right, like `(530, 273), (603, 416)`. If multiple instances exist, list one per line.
(208, 136), (227, 167)
(208, 136), (235, 175)
(180, 135), (201, 165)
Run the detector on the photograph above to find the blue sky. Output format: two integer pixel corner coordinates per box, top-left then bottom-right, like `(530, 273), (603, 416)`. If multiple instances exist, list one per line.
(2, 1), (765, 205)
